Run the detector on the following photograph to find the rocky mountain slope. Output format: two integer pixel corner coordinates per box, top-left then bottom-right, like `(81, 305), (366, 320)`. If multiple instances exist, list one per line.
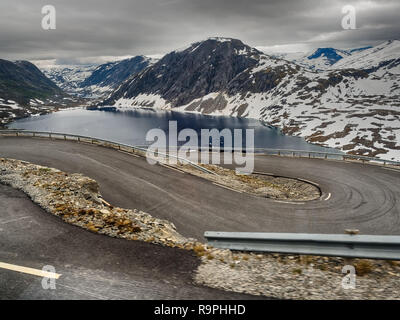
(0, 59), (63, 103)
(103, 38), (400, 161)
(41, 56), (156, 98)
(80, 56), (156, 95)
(0, 59), (72, 126)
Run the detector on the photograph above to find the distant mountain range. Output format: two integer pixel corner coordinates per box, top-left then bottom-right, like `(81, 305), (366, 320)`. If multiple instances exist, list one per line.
(41, 56), (157, 98)
(270, 46), (373, 70)
(39, 64), (98, 97)
(0, 37), (399, 160)
(102, 38), (400, 160)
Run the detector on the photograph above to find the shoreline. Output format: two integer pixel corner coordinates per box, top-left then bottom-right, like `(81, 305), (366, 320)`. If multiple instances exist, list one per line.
(88, 104), (341, 153)
(5, 102), (399, 161)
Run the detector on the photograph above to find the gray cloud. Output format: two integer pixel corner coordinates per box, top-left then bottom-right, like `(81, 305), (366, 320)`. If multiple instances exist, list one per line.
(0, 0), (399, 63)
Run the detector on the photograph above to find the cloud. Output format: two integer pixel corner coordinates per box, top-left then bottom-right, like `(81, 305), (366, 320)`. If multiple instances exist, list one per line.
(0, 0), (398, 64)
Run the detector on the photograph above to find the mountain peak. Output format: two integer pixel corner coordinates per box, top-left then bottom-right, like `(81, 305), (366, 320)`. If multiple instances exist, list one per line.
(173, 37), (258, 55)
(206, 37), (236, 42)
(307, 47), (349, 65)
(104, 37), (266, 107)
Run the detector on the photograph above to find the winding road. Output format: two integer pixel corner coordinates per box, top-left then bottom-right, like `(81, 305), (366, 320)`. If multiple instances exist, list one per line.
(1, 136), (399, 299)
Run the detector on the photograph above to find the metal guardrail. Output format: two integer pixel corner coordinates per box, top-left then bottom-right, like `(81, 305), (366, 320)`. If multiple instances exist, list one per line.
(204, 231), (400, 260)
(1, 129), (399, 168)
(0, 129), (216, 175)
(133, 145), (400, 167)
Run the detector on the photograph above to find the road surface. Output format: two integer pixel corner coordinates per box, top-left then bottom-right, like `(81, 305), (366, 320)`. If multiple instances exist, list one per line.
(0, 137), (399, 299)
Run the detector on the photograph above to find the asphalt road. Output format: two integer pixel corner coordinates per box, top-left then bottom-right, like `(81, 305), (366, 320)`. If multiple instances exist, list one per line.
(0, 136), (399, 299)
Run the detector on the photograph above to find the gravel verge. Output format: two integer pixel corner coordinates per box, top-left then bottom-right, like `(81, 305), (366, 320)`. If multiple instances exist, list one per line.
(169, 162), (321, 201)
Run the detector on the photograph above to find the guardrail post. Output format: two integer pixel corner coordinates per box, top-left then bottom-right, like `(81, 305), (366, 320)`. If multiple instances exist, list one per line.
(64, 135), (66, 140)
(384, 161), (386, 166)
(32, 132), (35, 137)
(325, 153), (328, 159)
(278, 150), (280, 156)
(49, 133), (51, 139)
(16, 132), (18, 137)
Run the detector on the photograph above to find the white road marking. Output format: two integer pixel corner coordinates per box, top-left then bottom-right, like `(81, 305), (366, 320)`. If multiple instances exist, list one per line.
(0, 262), (61, 279)
(324, 193), (332, 201)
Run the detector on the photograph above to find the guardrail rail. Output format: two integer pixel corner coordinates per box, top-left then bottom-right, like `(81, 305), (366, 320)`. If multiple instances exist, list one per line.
(1, 129), (399, 168)
(204, 231), (400, 260)
(0, 129), (216, 175)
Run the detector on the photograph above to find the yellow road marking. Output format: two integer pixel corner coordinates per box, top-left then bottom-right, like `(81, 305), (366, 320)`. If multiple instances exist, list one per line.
(0, 262), (61, 279)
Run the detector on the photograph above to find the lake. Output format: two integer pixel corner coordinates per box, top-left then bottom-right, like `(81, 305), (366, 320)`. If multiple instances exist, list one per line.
(7, 107), (339, 153)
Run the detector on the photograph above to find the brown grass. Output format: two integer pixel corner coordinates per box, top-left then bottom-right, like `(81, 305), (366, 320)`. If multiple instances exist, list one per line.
(354, 260), (373, 276)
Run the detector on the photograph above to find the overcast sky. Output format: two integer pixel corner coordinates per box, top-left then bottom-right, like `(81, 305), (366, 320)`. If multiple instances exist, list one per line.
(1, 0), (399, 65)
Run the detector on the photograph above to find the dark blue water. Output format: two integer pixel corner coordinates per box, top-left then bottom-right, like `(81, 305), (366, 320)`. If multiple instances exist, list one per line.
(7, 107), (338, 152)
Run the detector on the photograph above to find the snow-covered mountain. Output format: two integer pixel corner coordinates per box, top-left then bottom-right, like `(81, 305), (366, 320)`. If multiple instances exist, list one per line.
(40, 56), (157, 98)
(103, 38), (400, 161)
(41, 64), (99, 97)
(270, 46), (372, 71)
(333, 40), (400, 72)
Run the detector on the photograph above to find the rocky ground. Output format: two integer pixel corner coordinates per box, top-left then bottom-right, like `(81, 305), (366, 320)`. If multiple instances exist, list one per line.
(194, 248), (400, 300)
(1, 157), (399, 300)
(0, 158), (193, 248)
(173, 163), (321, 201)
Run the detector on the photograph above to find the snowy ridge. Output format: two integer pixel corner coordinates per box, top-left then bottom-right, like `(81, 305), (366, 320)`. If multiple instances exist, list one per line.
(333, 40), (400, 70)
(39, 55), (158, 98)
(41, 64), (99, 97)
(268, 46), (373, 71)
(105, 39), (400, 161)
